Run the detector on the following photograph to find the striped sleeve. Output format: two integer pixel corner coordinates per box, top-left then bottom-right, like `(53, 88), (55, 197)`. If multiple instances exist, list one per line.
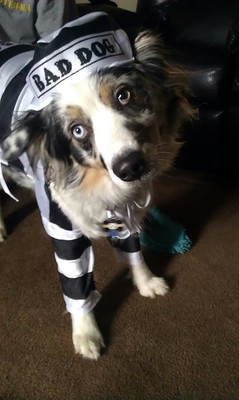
(33, 164), (101, 315)
(109, 233), (144, 266)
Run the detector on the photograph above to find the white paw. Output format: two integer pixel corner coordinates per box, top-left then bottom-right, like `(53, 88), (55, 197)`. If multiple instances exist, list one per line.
(131, 263), (170, 299)
(71, 312), (105, 360)
(73, 332), (105, 360)
(138, 276), (169, 298)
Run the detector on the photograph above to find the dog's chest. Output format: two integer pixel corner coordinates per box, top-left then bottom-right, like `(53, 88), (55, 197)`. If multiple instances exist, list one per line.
(49, 180), (148, 240)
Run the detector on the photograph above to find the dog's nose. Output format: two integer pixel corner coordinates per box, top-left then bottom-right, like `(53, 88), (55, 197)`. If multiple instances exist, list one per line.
(112, 151), (146, 182)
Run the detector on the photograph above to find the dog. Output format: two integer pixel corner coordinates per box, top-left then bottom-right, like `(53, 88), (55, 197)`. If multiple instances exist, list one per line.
(0, 12), (194, 359)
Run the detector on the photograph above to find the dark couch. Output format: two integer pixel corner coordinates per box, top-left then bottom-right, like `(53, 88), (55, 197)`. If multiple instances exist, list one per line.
(78, 0), (239, 177)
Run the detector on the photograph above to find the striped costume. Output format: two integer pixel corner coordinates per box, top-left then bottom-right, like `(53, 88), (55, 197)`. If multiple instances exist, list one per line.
(0, 13), (146, 316)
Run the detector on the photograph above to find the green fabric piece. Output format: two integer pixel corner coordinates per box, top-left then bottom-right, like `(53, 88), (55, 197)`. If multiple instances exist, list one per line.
(140, 207), (192, 254)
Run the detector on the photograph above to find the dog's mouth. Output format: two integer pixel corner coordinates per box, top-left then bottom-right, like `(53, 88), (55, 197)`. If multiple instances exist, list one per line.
(100, 151), (150, 183)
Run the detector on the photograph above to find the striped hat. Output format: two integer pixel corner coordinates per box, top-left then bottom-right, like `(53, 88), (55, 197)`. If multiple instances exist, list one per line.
(26, 11), (134, 110)
(0, 11), (134, 137)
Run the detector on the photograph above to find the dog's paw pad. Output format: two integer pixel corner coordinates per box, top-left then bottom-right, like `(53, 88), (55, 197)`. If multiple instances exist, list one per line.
(73, 334), (105, 360)
(139, 277), (169, 298)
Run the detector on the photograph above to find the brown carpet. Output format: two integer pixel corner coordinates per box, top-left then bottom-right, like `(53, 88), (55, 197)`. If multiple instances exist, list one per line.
(0, 171), (239, 400)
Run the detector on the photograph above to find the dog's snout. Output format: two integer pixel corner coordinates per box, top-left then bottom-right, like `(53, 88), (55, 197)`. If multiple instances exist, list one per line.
(112, 151), (146, 182)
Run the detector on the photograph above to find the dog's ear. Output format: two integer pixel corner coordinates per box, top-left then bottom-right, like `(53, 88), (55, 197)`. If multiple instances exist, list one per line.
(1, 111), (43, 161)
(134, 31), (168, 76)
(2, 104), (71, 163)
(134, 31), (188, 89)
(133, 31), (196, 130)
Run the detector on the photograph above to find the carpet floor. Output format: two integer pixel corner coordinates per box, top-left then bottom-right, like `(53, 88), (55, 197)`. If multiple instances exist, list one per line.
(0, 171), (239, 400)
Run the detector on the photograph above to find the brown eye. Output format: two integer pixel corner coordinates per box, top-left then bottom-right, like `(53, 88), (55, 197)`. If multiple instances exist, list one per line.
(116, 87), (131, 105)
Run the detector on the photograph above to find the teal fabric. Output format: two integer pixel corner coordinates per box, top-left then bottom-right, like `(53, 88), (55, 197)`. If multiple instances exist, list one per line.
(140, 207), (192, 254)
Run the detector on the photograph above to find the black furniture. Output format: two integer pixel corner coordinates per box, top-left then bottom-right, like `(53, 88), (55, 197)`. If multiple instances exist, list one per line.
(137, 0), (239, 177)
(78, 0), (239, 177)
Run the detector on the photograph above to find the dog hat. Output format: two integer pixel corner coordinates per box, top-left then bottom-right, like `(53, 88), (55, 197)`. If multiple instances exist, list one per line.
(24, 12), (134, 111)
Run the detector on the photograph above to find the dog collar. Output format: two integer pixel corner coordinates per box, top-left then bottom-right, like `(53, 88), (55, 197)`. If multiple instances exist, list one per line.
(102, 191), (151, 239)
(102, 210), (130, 239)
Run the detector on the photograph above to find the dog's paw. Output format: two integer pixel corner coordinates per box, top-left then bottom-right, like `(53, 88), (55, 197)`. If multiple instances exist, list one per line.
(71, 311), (105, 360)
(138, 276), (169, 298)
(131, 263), (169, 299)
(0, 224), (7, 242)
(73, 331), (105, 360)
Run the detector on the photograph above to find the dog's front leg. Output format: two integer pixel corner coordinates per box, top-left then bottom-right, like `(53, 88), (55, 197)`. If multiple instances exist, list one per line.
(53, 239), (104, 360)
(30, 165), (104, 359)
(111, 234), (169, 298)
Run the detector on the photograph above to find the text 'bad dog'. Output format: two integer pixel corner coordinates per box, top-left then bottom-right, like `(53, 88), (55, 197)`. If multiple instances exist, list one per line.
(27, 34), (124, 98)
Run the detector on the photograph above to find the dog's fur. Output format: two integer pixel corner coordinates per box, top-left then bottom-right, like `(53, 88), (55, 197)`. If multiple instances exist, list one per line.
(0, 32), (194, 359)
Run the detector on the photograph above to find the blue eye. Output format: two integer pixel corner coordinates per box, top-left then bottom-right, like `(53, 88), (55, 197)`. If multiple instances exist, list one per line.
(71, 124), (88, 140)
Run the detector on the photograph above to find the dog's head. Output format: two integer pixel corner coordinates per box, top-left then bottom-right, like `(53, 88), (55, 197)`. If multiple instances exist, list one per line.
(2, 31), (194, 203)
